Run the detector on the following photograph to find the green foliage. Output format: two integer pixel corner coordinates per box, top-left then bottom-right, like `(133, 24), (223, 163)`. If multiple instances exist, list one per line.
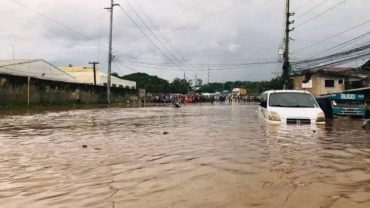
(121, 73), (169, 93)
(111, 72), (120, 78)
(119, 72), (287, 94)
(198, 83), (224, 93)
(119, 73), (190, 94)
(168, 78), (191, 94)
(197, 77), (286, 94)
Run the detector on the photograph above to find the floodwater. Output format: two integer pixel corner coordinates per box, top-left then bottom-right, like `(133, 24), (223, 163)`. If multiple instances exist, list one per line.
(0, 104), (369, 208)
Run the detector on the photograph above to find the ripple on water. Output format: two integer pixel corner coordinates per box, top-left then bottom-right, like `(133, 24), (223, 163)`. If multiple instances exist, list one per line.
(0, 104), (369, 207)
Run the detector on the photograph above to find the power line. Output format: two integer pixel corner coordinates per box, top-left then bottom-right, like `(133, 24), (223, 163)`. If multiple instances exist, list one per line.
(121, 0), (200, 72)
(117, 5), (184, 71)
(293, 50), (370, 72)
(131, 0), (202, 72)
(295, 0), (346, 29)
(293, 18), (370, 53)
(293, 0), (315, 11)
(292, 43), (370, 67)
(311, 30), (370, 57)
(119, 0), (187, 69)
(116, 0), (252, 51)
(295, 0), (329, 19)
(10, 0), (94, 40)
(117, 59), (280, 71)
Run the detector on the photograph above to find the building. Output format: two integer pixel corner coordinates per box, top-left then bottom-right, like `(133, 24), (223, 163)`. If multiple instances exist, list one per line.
(0, 59), (75, 83)
(292, 67), (361, 97)
(60, 66), (136, 89)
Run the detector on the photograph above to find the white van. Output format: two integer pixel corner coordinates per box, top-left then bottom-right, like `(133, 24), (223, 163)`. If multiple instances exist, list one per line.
(258, 90), (325, 125)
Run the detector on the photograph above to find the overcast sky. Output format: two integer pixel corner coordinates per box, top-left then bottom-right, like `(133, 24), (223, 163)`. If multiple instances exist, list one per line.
(0, 0), (369, 82)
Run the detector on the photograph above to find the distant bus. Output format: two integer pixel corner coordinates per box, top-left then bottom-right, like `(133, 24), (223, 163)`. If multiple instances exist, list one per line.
(316, 93), (366, 118)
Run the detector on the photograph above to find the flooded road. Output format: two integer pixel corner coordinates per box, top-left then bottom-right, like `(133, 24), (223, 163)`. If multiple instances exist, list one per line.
(0, 104), (369, 208)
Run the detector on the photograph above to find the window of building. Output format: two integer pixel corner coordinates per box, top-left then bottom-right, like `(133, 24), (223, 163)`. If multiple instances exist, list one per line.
(119, 85), (123, 88)
(338, 79), (344, 84)
(325, 80), (335, 88)
(112, 84), (117, 87)
(103, 83), (107, 86)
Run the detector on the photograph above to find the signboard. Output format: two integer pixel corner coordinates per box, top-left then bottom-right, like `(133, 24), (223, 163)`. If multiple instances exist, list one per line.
(330, 93), (365, 101)
(302, 79), (312, 89)
(138, 89), (146, 98)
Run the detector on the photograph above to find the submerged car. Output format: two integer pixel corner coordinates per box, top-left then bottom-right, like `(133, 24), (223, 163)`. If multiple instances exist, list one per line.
(258, 90), (325, 125)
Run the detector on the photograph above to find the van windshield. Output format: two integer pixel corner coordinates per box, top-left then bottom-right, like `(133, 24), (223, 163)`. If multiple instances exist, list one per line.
(269, 92), (318, 108)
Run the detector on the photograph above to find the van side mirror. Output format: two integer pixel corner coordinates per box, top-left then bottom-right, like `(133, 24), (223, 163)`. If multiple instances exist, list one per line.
(260, 100), (267, 108)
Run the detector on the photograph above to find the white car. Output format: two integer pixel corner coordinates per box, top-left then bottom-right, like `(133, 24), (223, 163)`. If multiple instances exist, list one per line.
(258, 90), (325, 125)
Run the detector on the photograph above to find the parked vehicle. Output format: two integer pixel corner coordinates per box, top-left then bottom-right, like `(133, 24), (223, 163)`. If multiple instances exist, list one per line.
(316, 93), (366, 118)
(258, 90), (325, 125)
(232, 88), (247, 97)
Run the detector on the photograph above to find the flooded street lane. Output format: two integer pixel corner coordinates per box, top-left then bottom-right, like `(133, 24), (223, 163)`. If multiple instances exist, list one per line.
(0, 104), (369, 208)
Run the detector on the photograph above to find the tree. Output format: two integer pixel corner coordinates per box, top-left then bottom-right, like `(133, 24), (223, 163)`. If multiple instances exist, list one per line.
(121, 73), (169, 93)
(111, 72), (120, 78)
(168, 78), (191, 94)
(196, 77), (285, 94)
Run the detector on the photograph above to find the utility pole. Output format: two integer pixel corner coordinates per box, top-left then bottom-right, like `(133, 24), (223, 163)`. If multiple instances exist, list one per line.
(207, 65), (210, 84)
(282, 0), (294, 89)
(88, 61), (99, 86)
(105, 0), (119, 104)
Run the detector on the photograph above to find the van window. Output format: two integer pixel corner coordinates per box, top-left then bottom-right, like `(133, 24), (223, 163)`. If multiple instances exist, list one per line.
(269, 92), (317, 108)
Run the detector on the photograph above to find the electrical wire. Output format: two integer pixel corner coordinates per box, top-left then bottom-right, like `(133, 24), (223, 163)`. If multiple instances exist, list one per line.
(10, 0), (94, 40)
(119, 0), (188, 69)
(295, 0), (329, 19)
(116, 59), (280, 71)
(293, 50), (370, 72)
(295, 0), (346, 29)
(293, 18), (370, 53)
(293, 0), (315, 12)
(117, 0), (252, 50)
(123, 0), (200, 71)
(117, 5), (185, 71)
(295, 44), (370, 64)
(310, 31), (370, 57)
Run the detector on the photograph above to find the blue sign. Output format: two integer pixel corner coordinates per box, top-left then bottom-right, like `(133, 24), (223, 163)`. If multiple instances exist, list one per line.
(330, 93), (365, 101)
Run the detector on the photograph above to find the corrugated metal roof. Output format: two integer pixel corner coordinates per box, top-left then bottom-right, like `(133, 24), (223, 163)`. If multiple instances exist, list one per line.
(60, 66), (136, 88)
(0, 59), (76, 83)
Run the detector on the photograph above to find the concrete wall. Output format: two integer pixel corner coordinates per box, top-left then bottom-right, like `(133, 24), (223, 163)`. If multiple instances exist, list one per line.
(293, 74), (346, 97)
(0, 74), (137, 106)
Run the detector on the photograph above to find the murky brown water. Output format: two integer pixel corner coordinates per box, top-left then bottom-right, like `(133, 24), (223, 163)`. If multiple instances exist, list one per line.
(0, 104), (369, 208)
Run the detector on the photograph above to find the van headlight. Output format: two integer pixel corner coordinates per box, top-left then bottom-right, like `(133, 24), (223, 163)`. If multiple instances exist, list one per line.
(316, 112), (326, 123)
(268, 111), (281, 121)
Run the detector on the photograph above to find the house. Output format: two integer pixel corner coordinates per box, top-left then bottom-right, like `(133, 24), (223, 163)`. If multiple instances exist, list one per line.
(292, 67), (361, 97)
(361, 59), (370, 71)
(0, 59), (75, 83)
(60, 66), (136, 89)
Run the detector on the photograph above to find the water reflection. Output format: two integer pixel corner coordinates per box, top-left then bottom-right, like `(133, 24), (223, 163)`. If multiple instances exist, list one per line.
(0, 104), (369, 207)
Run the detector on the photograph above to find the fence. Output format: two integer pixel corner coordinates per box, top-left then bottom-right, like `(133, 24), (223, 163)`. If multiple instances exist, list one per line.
(0, 74), (137, 106)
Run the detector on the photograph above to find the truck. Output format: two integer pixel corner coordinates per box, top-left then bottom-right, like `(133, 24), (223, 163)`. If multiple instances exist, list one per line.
(316, 93), (366, 118)
(232, 88), (247, 97)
